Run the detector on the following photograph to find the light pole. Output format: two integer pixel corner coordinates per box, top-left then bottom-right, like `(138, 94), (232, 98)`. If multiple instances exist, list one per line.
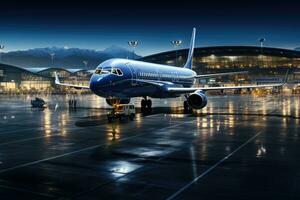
(259, 38), (266, 48)
(83, 60), (88, 68)
(50, 53), (55, 67)
(128, 41), (138, 60)
(259, 38), (266, 66)
(259, 38), (266, 54)
(0, 45), (5, 63)
(170, 40), (182, 66)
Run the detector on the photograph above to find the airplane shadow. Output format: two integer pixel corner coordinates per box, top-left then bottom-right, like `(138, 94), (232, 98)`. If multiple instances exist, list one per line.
(75, 107), (299, 128)
(75, 107), (185, 127)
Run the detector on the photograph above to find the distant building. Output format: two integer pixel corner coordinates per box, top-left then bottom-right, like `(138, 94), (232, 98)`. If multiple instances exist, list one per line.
(2, 46), (300, 93)
(0, 64), (92, 93)
(141, 46), (300, 84)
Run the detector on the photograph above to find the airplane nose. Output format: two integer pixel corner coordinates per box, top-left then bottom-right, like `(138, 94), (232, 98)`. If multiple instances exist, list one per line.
(89, 74), (108, 93)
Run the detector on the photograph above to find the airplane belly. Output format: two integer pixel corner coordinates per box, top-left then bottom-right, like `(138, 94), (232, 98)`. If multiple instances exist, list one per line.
(125, 85), (158, 97)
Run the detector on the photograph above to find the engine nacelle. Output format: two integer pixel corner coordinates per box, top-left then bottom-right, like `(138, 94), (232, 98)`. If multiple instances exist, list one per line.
(106, 98), (130, 106)
(187, 90), (207, 109)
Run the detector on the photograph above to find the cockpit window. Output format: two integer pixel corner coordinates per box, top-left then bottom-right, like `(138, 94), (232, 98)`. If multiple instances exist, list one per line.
(95, 68), (110, 74)
(117, 69), (123, 76)
(95, 69), (101, 74)
(111, 68), (123, 76)
(97, 67), (111, 74)
(112, 68), (118, 75)
(94, 67), (122, 76)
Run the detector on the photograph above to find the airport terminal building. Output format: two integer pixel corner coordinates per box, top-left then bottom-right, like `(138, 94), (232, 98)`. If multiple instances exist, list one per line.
(141, 46), (300, 84)
(0, 64), (91, 93)
(1, 46), (300, 93)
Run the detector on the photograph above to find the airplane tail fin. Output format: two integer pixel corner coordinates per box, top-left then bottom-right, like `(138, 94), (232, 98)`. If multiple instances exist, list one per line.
(183, 27), (196, 69)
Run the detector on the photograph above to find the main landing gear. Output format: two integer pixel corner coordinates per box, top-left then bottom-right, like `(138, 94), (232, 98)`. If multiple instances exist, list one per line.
(141, 97), (152, 114)
(183, 96), (192, 113)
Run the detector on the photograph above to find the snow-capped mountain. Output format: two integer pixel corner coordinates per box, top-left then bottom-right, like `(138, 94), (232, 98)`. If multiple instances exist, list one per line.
(0, 46), (141, 68)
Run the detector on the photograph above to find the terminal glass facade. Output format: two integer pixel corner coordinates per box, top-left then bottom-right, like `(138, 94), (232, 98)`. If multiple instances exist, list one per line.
(0, 64), (92, 93)
(195, 55), (300, 69)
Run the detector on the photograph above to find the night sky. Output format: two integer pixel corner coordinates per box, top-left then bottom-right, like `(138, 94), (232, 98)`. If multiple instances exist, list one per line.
(1, 0), (300, 55)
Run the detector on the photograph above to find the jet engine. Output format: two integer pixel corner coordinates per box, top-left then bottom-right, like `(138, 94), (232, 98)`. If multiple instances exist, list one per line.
(187, 90), (207, 109)
(106, 98), (130, 106)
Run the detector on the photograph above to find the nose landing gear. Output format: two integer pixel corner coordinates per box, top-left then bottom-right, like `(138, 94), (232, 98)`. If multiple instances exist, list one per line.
(141, 97), (152, 114)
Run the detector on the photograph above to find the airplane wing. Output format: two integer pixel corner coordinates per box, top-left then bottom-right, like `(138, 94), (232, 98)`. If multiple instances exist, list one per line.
(134, 79), (284, 95)
(139, 70), (288, 95)
(166, 83), (284, 94)
(54, 72), (90, 89)
(195, 71), (248, 78)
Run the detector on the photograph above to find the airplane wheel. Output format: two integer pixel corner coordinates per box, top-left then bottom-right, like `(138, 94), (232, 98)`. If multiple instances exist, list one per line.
(141, 99), (147, 113)
(146, 99), (152, 112)
(129, 114), (135, 121)
(146, 99), (152, 107)
(184, 101), (191, 113)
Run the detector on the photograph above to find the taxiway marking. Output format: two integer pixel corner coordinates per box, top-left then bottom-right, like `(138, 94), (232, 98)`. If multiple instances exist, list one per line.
(166, 129), (264, 200)
(0, 119), (195, 174)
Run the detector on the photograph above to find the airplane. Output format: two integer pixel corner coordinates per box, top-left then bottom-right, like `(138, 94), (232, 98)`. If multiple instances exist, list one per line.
(55, 28), (285, 112)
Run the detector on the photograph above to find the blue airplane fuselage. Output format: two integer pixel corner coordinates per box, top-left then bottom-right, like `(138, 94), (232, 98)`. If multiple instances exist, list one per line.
(89, 58), (196, 99)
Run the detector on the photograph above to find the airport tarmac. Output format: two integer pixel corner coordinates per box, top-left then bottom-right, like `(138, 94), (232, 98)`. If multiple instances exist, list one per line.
(0, 94), (299, 199)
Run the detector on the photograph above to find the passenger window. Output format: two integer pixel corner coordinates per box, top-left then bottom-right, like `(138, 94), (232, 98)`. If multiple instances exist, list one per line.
(95, 69), (101, 74)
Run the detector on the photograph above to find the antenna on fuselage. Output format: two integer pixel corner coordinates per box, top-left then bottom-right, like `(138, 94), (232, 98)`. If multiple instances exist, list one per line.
(183, 27), (196, 69)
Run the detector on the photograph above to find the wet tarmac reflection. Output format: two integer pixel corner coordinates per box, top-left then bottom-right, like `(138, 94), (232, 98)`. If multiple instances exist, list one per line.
(0, 94), (299, 199)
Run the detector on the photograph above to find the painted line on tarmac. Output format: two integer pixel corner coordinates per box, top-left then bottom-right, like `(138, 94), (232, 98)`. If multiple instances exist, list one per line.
(166, 129), (263, 200)
(0, 126), (81, 146)
(0, 119), (195, 174)
(0, 184), (56, 198)
(0, 114), (180, 148)
(0, 127), (40, 135)
(144, 113), (164, 118)
(0, 134), (62, 146)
